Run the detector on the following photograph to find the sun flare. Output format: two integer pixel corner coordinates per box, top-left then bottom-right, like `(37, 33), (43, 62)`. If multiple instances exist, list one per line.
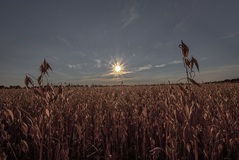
(108, 58), (131, 78)
(114, 65), (122, 73)
(110, 59), (125, 76)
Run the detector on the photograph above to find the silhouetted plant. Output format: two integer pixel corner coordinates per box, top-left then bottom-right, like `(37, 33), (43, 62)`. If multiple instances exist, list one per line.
(24, 59), (52, 89)
(178, 40), (200, 86)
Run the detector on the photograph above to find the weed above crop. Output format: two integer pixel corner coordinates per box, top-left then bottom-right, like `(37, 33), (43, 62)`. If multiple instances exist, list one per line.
(179, 40), (200, 86)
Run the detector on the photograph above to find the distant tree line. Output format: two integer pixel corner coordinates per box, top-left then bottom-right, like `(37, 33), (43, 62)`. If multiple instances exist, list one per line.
(1, 78), (239, 89)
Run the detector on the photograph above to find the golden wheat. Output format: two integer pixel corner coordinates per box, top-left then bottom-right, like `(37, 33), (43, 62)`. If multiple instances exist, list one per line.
(1, 83), (239, 159)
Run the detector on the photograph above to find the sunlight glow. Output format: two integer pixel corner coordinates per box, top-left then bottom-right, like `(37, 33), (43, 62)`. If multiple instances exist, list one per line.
(111, 59), (125, 76)
(114, 65), (122, 73)
(102, 57), (132, 79)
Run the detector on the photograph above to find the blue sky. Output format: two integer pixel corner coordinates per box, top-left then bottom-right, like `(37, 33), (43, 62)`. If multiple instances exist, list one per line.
(0, 0), (239, 86)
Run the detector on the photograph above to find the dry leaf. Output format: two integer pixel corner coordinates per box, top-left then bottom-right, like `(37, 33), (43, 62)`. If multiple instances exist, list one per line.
(37, 75), (43, 86)
(178, 84), (188, 96)
(44, 108), (50, 117)
(54, 143), (61, 160)
(15, 108), (22, 120)
(24, 75), (34, 89)
(20, 140), (29, 153)
(187, 78), (201, 87)
(150, 147), (164, 155)
(191, 56), (199, 72)
(21, 122), (28, 136)
(4, 108), (14, 123)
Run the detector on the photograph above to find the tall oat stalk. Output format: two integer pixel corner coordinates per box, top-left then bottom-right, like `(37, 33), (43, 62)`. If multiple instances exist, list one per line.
(24, 59), (55, 160)
(178, 40), (200, 86)
(24, 59), (52, 88)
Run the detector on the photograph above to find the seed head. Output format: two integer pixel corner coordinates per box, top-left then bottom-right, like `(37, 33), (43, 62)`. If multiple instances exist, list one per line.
(179, 40), (189, 58)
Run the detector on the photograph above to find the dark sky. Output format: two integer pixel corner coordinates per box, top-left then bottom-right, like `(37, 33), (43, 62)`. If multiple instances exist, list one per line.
(1, 0), (239, 86)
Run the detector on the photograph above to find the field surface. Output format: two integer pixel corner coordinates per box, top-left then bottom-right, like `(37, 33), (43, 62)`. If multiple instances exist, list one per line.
(1, 83), (239, 160)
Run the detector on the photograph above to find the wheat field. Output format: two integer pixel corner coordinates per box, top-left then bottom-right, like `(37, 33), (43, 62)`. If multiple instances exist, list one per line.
(0, 83), (239, 160)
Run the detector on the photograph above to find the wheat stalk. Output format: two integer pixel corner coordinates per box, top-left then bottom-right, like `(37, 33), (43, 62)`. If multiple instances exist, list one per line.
(24, 75), (34, 89)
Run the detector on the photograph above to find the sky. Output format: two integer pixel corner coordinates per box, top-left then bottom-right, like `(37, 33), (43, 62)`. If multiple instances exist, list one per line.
(0, 0), (239, 86)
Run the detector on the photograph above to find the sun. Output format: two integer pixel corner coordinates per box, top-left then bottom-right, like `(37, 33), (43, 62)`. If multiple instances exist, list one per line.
(111, 59), (125, 76)
(114, 65), (122, 73)
(113, 63), (123, 75)
(108, 58), (130, 78)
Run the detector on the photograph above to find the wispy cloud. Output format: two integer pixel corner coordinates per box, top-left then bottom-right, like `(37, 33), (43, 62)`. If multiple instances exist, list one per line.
(132, 60), (181, 73)
(101, 70), (133, 78)
(152, 41), (174, 50)
(155, 64), (166, 68)
(220, 32), (239, 39)
(94, 59), (102, 68)
(67, 64), (82, 69)
(135, 64), (152, 72)
(57, 35), (73, 48)
(174, 15), (191, 32)
(121, 3), (140, 28)
(169, 60), (182, 64)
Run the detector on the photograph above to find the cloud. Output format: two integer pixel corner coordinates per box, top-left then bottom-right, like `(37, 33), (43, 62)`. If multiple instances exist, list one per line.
(169, 60), (182, 64)
(174, 15), (191, 32)
(200, 57), (209, 61)
(101, 70), (133, 78)
(121, 4), (140, 28)
(94, 59), (102, 68)
(67, 64), (82, 69)
(155, 64), (166, 68)
(57, 35), (73, 48)
(135, 64), (152, 72)
(220, 32), (239, 39)
(132, 61), (181, 73)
